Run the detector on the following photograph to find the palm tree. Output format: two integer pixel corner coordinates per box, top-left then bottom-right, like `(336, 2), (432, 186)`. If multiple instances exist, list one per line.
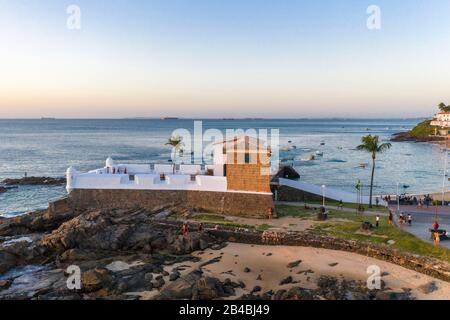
(438, 102), (450, 112)
(356, 135), (391, 208)
(166, 135), (184, 173)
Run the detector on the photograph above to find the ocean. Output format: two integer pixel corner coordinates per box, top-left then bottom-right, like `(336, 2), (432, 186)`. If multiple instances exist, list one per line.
(0, 118), (444, 217)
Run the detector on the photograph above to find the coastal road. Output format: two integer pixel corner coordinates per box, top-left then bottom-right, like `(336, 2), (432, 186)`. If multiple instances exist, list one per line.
(389, 205), (450, 248)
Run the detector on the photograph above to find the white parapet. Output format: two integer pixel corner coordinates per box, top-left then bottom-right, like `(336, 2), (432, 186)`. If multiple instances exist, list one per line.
(68, 164), (229, 193)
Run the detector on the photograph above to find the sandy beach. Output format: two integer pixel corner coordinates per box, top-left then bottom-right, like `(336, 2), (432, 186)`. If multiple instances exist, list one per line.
(157, 243), (450, 300)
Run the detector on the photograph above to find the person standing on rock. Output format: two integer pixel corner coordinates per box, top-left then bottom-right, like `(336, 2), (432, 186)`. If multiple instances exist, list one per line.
(267, 207), (274, 220)
(181, 222), (189, 237)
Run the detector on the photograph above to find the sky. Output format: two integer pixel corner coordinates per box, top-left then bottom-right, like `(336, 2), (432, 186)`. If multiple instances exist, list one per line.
(0, 0), (449, 118)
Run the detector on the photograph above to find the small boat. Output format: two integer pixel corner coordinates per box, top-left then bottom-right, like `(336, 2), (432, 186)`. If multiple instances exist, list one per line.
(359, 163), (367, 168)
(300, 154), (315, 161)
(315, 151), (323, 157)
(288, 140), (292, 143)
(320, 142), (325, 146)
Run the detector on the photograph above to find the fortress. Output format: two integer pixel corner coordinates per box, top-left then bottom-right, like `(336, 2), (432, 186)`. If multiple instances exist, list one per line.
(66, 136), (274, 218)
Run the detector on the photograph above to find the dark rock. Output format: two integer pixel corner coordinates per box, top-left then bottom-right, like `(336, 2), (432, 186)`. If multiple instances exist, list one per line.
(251, 286), (262, 294)
(81, 268), (114, 292)
(328, 262), (339, 267)
(374, 291), (412, 300)
(284, 287), (316, 300)
(192, 278), (223, 300)
(418, 281), (439, 294)
(279, 276), (293, 285)
(287, 260), (302, 268)
(200, 256), (221, 268)
(2, 176), (66, 186)
(272, 289), (287, 300)
(169, 271), (180, 281)
(144, 273), (153, 281)
(158, 270), (203, 299)
(0, 279), (12, 290)
(243, 267), (251, 273)
(151, 277), (165, 289)
(256, 274), (262, 281)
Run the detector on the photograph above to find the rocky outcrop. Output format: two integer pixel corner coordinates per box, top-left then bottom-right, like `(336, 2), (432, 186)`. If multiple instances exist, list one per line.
(1, 176), (66, 186)
(390, 132), (445, 143)
(242, 276), (413, 300)
(157, 270), (239, 300)
(41, 208), (217, 255)
(0, 198), (75, 237)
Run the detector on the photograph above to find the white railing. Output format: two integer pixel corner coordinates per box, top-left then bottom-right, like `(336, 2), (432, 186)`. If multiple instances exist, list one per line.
(279, 178), (387, 206)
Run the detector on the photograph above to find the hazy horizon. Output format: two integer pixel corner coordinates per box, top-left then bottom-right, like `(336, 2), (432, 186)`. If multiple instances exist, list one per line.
(1, 0), (449, 118)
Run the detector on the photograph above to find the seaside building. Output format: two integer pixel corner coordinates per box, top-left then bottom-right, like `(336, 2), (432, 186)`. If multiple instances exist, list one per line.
(430, 112), (450, 136)
(66, 135), (274, 218)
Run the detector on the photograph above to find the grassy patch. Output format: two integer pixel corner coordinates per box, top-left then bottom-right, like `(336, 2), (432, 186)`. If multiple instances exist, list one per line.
(257, 224), (272, 231)
(191, 214), (254, 230)
(302, 199), (388, 213)
(276, 204), (318, 218)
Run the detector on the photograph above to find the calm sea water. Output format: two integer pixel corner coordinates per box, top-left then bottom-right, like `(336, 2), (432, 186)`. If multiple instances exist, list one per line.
(0, 118), (444, 217)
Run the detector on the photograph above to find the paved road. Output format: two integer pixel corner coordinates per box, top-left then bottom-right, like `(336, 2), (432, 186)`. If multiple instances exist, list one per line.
(389, 205), (450, 248)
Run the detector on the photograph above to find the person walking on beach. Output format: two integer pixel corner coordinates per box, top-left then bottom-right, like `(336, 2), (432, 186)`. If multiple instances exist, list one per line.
(338, 200), (344, 210)
(375, 215), (380, 228)
(407, 214), (412, 226)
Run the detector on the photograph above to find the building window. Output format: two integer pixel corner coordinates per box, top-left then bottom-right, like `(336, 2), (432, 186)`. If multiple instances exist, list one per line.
(245, 153), (250, 164)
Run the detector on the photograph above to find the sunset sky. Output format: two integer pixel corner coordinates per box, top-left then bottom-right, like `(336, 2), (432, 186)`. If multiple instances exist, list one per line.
(1, 0), (449, 118)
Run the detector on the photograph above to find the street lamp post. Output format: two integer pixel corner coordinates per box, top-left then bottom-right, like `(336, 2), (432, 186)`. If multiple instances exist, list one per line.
(396, 182), (400, 214)
(321, 185), (326, 207)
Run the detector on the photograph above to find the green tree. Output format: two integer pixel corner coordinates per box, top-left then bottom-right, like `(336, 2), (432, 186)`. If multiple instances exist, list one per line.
(166, 135), (184, 172)
(438, 102), (450, 112)
(356, 135), (392, 207)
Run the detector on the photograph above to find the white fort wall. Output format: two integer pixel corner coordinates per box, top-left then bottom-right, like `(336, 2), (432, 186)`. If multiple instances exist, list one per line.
(66, 162), (271, 195)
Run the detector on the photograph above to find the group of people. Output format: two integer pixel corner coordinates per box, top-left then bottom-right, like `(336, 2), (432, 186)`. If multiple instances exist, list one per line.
(384, 194), (434, 207)
(386, 210), (412, 226)
(105, 167), (128, 174)
(398, 212), (413, 226)
(181, 222), (204, 237)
